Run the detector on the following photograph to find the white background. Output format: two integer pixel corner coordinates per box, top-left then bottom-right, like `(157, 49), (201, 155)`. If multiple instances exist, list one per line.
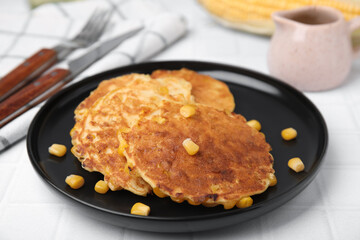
(1, 0), (360, 239)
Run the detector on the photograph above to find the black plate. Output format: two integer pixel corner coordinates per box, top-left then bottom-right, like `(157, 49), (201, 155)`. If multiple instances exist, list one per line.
(27, 61), (328, 232)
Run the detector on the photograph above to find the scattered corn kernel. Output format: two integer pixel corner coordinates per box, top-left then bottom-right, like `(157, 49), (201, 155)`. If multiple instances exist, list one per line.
(153, 187), (167, 198)
(49, 144), (67, 157)
(268, 173), (277, 186)
(94, 180), (109, 194)
(65, 174), (85, 189)
(182, 138), (199, 155)
(281, 127), (297, 141)
(223, 201), (237, 210)
(236, 197), (253, 208)
(288, 157), (305, 172)
(246, 119), (261, 131)
(180, 105), (196, 118)
(118, 139), (128, 156)
(131, 202), (150, 216)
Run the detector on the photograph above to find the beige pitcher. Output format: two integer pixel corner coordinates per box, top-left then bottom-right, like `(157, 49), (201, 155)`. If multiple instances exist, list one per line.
(268, 6), (360, 91)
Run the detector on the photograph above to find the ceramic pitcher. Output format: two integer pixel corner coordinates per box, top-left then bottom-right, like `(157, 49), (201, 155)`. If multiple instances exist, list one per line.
(268, 6), (360, 91)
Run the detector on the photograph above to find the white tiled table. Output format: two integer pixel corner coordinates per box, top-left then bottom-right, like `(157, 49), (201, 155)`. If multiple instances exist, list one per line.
(1, 0), (360, 239)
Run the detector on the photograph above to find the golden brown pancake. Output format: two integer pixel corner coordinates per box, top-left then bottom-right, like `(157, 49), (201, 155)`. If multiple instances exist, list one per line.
(71, 74), (193, 195)
(121, 101), (274, 207)
(74, 69), (235, 123)
(151, 68), (235, 112)
(74, 74), (138, 122)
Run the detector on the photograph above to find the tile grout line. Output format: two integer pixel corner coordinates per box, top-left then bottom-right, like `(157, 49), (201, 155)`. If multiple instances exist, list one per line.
(0, 30), (64, 40)
(314, 172), (338, 240)
(0, 12), (33, 64)
(54, 2), (70, 18)
(260, 214), (274, 240)
(52, 205), (67, 240)
(105, 0), (127, 20)
(0, 156), (26, 222)
(0, 55), (26, 59)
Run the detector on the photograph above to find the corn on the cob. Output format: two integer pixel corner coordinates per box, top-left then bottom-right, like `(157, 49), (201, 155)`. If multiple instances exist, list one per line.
(198, 0), (360, 35)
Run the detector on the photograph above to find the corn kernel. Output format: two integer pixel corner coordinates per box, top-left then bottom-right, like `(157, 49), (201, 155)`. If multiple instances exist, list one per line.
(119, 127), (131, 133)
(131, 202), (150, 216)
(182, 138), (199, 155)
(281, 127), (297, 141)
(236, 197), (253, 208)
(187, 199), (201, 205)
(158, 86), (169, 95)
(223, 201), (237, 209)
(202, 202), (217, 207)
(49, 144), (67, 157)
(94, 180), (109, 194)
(118, 139), (128, 157)
(246, 119), (261, 131)
(65, 174), (84, 189)
(152, 116), (166, 124)
(268, 173), (277, 186)
(170, 197), (184, 203)
(225, 109), (232, 116)
(210, 184), (220, 193)
(180, 105), (196, 118)
(288, 157), (305, 172)
(153, 187), (167, 198)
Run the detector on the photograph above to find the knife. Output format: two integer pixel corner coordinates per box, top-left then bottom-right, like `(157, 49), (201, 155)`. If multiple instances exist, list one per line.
(0, 9), (112, 103)
(0, 23), (143, 128)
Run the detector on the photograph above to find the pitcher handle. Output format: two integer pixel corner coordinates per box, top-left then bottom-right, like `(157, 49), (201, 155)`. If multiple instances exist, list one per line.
(349, 17), (360, 58)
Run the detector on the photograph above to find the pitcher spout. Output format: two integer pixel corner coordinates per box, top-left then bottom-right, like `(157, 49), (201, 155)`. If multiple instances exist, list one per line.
(272, 6), (343, 28)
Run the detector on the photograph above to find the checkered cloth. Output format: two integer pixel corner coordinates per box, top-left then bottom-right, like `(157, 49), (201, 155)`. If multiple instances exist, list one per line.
(0, 0), (187, 152)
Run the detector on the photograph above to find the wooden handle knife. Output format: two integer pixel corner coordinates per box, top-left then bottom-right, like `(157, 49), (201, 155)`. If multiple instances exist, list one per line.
(0, 68), (70, 123)
(0, 48), (57, 102)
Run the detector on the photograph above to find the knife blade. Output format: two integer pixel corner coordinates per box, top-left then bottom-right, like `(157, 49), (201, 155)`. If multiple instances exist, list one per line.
(0, 23), (143, 128)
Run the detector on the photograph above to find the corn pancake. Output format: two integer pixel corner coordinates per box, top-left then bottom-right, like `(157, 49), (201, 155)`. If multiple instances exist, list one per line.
(121, 101), (274, 208)
(74, 74), (138, 122)
(74, 69), (235, 123)
(71, 74), (193, 195)
(151, 68), (235, 112)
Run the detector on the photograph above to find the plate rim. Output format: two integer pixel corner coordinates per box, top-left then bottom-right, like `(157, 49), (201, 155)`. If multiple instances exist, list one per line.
(26, 60), (328, 222)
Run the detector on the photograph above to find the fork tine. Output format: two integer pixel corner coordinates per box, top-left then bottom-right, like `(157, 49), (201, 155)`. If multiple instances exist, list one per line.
(88, 11), (112, 43)
(72, 9), (109, 44)
(83, 10), (108, 38)
(73, 11), (103, 40)
(72, 9), (101, 39)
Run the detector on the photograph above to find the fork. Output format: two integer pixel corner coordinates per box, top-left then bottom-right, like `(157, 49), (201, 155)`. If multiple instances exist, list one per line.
(0, 9), (111, 102)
